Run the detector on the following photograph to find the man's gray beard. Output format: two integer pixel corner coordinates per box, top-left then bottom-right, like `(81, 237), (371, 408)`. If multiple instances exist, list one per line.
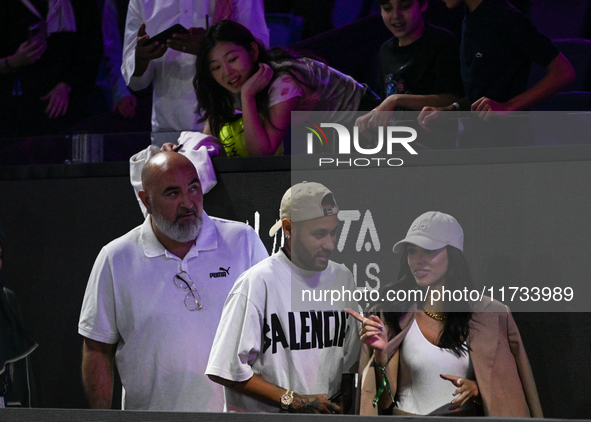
(151, 209), (202, 243)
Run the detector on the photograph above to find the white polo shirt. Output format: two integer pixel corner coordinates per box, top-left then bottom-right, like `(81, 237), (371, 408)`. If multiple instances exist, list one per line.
(78, 212), (268, 411)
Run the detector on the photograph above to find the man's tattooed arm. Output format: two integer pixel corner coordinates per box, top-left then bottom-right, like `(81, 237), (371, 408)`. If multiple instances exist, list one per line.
(290, 393), (339, 414)
(208, 374), (339, 413)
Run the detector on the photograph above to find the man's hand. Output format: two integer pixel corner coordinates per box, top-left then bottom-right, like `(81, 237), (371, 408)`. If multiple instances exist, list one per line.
(355, 110), (375, 134)
(134, 23), (166, 76)
(355, 95), (401, 133)
(355, 108), (392, 134)
(471, 97), (512, 120)
(41, 83), (70, 118)
(113, 95), (137, 118)
(290, 393), (340, 414)
(418, 106), (449, 132)
(208, 373), (340, 414)
(330, 391), (352, 414)
(166, 27), (205, 55)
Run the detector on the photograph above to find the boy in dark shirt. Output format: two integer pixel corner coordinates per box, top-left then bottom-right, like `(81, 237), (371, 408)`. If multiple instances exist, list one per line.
(357, 0), (464, 132)
(420, 0), (575, 125)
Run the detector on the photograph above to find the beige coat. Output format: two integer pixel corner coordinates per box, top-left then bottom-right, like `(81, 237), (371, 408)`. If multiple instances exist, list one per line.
(357, 299), (543, 417)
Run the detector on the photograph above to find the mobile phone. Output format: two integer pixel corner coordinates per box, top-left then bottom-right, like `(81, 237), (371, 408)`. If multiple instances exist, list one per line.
(329, 391), (342, 402)
(145, 24), (188, 46)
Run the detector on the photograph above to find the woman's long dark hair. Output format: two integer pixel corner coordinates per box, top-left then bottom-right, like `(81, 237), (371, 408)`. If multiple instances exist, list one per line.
(379, 245), (474, 357)
(194, 20), (311, 138)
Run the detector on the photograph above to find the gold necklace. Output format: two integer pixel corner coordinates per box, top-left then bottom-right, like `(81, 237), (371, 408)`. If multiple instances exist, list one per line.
(423, 310), (447, 321)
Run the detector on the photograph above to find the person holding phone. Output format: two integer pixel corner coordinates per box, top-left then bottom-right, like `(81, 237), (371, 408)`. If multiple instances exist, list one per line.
(1, 0), (53, 136)
(1, 0), (103, 137)
(121, 0), (269, 145)
(348, 211), (542, 417)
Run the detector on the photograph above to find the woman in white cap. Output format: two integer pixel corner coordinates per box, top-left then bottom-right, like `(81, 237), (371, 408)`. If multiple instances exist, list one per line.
(348, 211), (542, 417)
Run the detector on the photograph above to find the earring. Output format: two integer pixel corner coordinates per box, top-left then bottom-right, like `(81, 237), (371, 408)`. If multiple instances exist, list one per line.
(286, 235), (291, 239)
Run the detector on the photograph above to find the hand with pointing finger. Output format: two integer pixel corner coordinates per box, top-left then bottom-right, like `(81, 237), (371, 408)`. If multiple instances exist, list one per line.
(346, 308), (388, 364)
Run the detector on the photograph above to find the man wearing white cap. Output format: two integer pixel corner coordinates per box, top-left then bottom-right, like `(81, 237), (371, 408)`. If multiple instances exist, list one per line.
(206, 182), (360, 413)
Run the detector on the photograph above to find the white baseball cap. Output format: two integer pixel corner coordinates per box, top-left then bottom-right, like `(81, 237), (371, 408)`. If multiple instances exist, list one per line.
(269, 182), (339, 237)
(393, 211), (464, 252)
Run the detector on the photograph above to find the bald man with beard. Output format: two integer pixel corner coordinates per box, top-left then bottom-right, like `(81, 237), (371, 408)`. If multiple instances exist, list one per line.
(79, 152), (268, 412)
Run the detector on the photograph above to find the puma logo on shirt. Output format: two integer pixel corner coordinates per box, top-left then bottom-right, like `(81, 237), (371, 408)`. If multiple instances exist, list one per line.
(210, 267), (230, 278)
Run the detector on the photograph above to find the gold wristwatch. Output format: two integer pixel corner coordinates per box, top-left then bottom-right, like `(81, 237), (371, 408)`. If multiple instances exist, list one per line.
(280, 389), (294, 410)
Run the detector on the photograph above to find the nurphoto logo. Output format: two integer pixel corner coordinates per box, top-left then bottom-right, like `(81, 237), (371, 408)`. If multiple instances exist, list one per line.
(303, 121), (418, 168)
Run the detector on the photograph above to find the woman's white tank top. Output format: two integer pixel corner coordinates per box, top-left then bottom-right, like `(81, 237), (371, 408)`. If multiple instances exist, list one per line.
(396, 319), (474, 415)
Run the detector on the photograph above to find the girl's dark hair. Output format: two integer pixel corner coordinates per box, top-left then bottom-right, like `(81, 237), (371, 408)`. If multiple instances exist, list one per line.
(194, 20), (308, 137)
(379, 245), (473, 357)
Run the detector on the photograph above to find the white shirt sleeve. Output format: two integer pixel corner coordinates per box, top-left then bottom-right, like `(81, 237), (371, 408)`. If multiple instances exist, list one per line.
(78, 247), (120, 344)
(121, 0), (154, 90)
(342, 308), (361, 373)
(205, 284), (264, 382)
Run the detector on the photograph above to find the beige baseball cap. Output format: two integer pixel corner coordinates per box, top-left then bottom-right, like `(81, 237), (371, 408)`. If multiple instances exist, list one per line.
(269, 182), (339, 237)
(393, 211), (464, 252)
